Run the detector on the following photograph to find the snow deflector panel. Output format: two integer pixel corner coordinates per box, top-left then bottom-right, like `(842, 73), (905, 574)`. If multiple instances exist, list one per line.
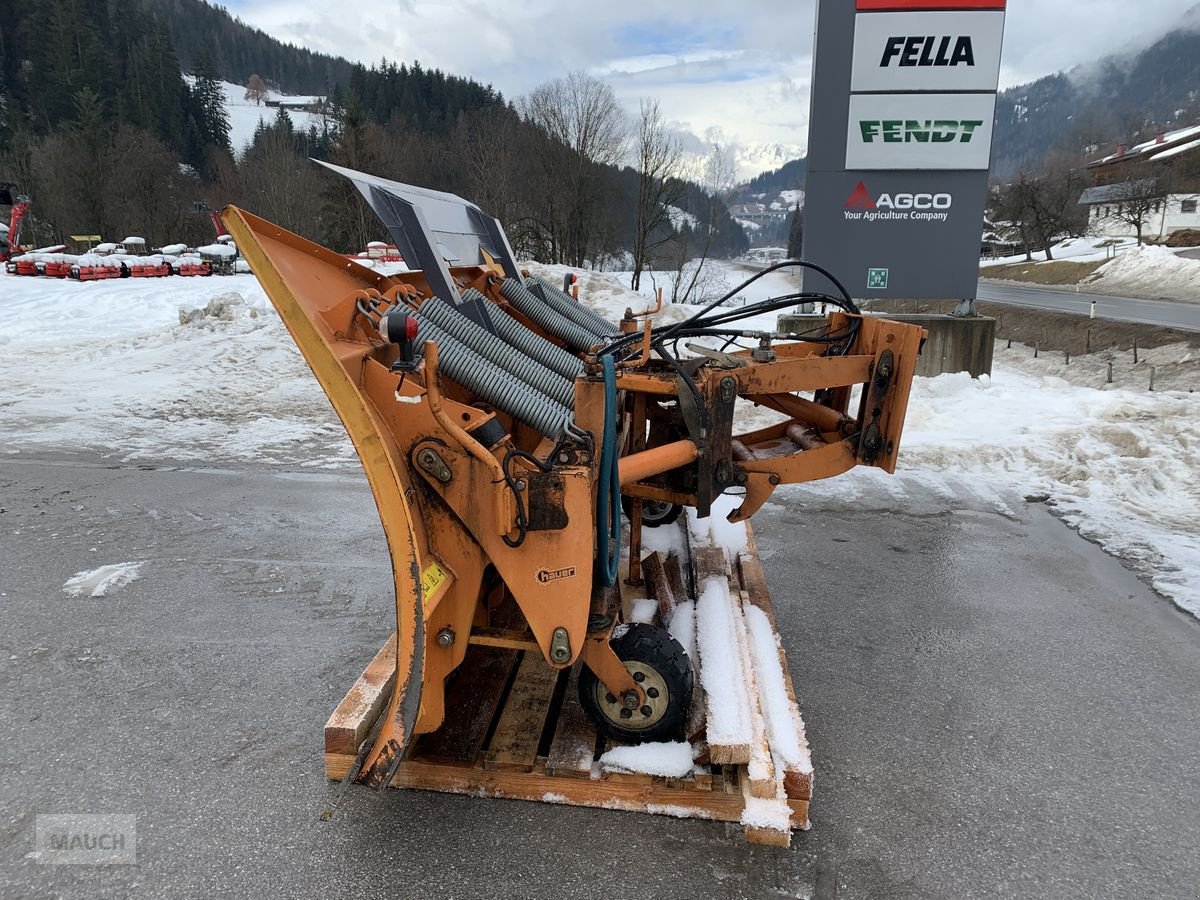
(314, 159), (524, 330)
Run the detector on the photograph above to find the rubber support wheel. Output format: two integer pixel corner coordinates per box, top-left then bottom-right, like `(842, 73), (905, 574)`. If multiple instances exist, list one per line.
(579, 624), (694, 744)
(620, 495), (683, 528)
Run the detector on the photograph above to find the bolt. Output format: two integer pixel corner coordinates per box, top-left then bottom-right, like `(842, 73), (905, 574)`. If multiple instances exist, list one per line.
(605, 693), (617, 704)
(720, 377), (736, 403)
(632, 671), (645, 683)
(620, 708), (633, 719)
(515, 480), (527, 491)
(646, 687), (659, 699)
(641, 705), (653, 718)
(435, 627), (455, 648)
(622, 690), (639, 710)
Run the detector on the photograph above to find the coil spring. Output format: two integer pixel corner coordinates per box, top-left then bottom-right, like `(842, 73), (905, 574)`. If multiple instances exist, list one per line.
(461, 288), (584, 382)
(500, 279), (604, 353)
(528, 275), (619, 337)
(413, 315), (572, 438)
(418, 297), (575, 408)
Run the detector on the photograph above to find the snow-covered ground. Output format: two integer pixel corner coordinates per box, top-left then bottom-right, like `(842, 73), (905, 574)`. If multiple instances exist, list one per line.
(980, 235), (1143, 267)
(1, 267), (1196, 617)
(982, 236), (1200, 301)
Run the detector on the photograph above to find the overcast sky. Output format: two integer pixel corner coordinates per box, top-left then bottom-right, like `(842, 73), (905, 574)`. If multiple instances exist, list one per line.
(224, 0), (1198, 172)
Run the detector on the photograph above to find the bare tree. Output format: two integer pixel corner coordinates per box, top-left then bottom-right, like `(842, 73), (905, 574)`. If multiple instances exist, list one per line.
(521, 71), (626, 267)
(993, 157), (1089, 260)
(244, 74), (269, 106)
(630, 99), (683, 291)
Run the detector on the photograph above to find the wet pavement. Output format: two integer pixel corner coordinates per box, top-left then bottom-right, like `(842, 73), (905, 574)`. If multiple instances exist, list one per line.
(1, 454), (1198, 899)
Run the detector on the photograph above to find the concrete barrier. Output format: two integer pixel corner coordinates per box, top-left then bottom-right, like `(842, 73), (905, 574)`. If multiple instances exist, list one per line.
(777, 312), (996, 378)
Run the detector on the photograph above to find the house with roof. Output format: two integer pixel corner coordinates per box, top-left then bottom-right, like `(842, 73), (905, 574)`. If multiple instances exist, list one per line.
(1078, 123), (1200, 240)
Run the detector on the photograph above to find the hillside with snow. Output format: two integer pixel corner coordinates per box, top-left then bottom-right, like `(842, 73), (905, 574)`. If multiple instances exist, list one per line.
(207, 79), (332, 155)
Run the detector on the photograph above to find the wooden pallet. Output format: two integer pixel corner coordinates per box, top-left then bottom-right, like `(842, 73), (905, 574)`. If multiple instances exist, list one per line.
(325, 526), (812, 846)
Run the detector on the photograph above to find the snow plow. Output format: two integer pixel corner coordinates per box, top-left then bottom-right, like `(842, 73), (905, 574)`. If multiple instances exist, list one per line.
(221, 163), (926, 844)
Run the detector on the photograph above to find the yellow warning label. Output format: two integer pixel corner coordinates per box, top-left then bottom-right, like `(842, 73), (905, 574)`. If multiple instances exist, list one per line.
(420, 560), (449, 598)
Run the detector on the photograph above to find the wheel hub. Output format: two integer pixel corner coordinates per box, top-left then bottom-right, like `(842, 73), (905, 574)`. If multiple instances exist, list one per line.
(596, 661), (670, 730)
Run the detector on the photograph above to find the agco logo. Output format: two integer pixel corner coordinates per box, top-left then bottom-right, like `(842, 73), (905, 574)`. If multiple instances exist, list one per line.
(881, 36), (976, 68)
(844, 182), (952, 223)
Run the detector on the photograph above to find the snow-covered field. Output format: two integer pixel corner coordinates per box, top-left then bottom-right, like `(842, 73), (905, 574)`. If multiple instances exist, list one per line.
(1, 268), (1196, 617)
(213, 80), (329, 155)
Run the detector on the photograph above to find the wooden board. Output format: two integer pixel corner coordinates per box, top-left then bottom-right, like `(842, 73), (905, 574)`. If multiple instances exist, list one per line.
(412, 645), (518, 764)
(324, 633), (396, 756)
(485, 653), (562, 770)
(324, 522), (811, 844)
(545, 668), (599, 778)
(737, 542), (814, 806)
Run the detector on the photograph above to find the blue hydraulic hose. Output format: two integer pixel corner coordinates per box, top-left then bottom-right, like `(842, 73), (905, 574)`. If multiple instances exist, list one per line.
(596, 355), (621, 586)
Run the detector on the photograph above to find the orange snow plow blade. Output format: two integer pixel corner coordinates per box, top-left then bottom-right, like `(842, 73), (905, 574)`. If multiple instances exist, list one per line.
(222, 163), (928, 843)
(221, 206), (431, 785)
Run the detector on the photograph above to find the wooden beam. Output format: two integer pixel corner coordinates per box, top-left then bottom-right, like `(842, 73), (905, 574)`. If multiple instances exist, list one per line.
(323, 633), (396, 759)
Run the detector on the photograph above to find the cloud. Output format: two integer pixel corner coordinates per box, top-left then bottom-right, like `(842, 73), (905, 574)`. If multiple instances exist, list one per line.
(223, 0), (1200, 176)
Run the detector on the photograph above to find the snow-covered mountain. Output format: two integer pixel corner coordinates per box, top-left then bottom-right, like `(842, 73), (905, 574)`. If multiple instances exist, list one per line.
(679, 141), (806, 184)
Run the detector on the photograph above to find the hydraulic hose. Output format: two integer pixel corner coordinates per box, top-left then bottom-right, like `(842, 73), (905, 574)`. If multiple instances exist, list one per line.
(596, 355), (621, 587)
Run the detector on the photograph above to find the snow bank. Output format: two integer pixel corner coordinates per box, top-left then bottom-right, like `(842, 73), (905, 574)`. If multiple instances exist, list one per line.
(1085, 244), (1200, 300)
(980, 235), (1139, 267)
(63, 562), (143, 598)
(0, 273), (355, 469)
(894, 369), (1200, 615)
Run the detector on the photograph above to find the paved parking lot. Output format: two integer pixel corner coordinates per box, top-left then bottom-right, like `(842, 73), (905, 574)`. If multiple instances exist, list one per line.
(2, 455), (1197, 898)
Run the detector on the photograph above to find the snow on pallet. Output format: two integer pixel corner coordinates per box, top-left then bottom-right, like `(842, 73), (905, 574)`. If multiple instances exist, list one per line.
(324, 521), (813, 846)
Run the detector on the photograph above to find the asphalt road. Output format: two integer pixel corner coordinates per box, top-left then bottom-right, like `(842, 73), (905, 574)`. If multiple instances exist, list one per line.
(976, 280), (1200, 332)
(2, 456), (1198, 899)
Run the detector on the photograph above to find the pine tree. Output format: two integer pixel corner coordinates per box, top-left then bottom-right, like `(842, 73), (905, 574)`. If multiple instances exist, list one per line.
(191, 48), (231, 153)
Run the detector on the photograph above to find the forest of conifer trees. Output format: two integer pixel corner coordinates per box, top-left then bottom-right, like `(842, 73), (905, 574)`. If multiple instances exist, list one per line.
(0, 0), (748, 271)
